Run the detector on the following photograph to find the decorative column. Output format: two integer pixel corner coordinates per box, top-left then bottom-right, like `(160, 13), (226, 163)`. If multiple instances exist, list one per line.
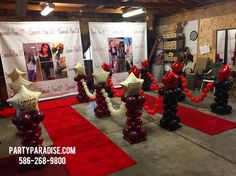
(93, 68), (111, 118)
(102, 62), (113, 98)
(211, 64), (233, 115)
(171, 60), (185, 101)
(159, 71), (182, 131)
(73, 63), (90, 103)
(140, 60), (152, 91)
(7, 85), (46, 171)
(120, 73), (146, 144)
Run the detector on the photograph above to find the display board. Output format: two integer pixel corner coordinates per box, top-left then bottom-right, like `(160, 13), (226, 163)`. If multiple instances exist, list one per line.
(183, 20), (199, 55)
(89, 22), (147, 86)
(0, 22), (83, 100)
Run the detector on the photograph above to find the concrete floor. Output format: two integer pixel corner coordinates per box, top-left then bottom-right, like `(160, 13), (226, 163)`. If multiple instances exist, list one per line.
(1, 90), (236, 175)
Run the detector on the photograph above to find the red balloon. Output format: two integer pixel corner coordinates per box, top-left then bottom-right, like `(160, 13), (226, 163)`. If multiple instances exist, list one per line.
(128, 65), (140, 78)
(171, 60), (183, 74)
(141, 59), (149, 69)
(101, 62), (111, 72)
(183, 88), (188, 92)
(218, 64), (231, 82)
(162, 71), (178, 89)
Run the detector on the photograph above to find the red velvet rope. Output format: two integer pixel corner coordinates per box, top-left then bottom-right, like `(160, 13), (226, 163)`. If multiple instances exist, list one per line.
(141, 90), (163, 115)
(180, 75), (214, 102)
(146, 72), (159, 90)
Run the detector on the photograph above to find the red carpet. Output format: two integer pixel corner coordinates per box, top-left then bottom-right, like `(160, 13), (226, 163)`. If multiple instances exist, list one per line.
(144, 94), (236, 135)
(43, 106), (136, 176)
(0, 107), (16, 117)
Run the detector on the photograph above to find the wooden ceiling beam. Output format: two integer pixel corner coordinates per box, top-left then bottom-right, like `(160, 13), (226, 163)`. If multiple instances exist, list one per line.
(1, 0), (188, 8)
(0, 3), (123, 14)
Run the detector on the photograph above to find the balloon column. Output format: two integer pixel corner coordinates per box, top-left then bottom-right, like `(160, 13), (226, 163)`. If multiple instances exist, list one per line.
(211, 64), (233, 115)
(93, 68), (111, 118)
(128, 65), (140, 78)
(171, 60), (185, 101)
(140, 60), (152, 91)
(159, 71), (182, 131)
(120, 73), (146, 144)
(7, 85), (45, 170)
(73, 63), (90, 102)
(101, 63), (113, 97)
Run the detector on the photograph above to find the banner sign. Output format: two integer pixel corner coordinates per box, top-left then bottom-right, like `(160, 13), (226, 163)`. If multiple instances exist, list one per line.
(0, 22), (83, 99)
(89, 22), (147, 86)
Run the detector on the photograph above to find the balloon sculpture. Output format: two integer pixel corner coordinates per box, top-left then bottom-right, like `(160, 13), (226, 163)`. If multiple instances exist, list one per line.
(93, 68), (111, 117)
(140, 60), (152, 91)
(171, 60), (185, 101)
(128, 65), (140, 78)
(7, 68), (26, 82)
(159, 71), (182, 131)
(211, 64), (233, 115)
(73, 63), (90, 102)
(120, 73), (146, 144)
(101, 63), (113, 98)
(7, 85), (45, 171)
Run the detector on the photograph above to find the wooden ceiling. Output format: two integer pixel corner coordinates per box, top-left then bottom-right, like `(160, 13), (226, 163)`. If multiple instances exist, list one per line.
(0, 0), (226, 17)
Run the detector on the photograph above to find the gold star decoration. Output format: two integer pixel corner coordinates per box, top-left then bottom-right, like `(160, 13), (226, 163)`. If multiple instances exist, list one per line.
(7, 68), (26, 82)
(9, 75), (32, 94)
(92, 67), (110, 84)
(73, 62), (85, 76)
(7, 85), (41, 117)
(120, 72), (144, 96)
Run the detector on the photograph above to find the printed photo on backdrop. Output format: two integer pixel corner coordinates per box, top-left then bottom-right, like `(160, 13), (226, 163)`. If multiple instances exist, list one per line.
(108, 37), (133, 73)
(22, 42), (68, 82)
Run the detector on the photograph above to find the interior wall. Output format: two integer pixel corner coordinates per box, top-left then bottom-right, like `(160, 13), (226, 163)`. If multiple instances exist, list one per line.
(157, 0), (236, 62)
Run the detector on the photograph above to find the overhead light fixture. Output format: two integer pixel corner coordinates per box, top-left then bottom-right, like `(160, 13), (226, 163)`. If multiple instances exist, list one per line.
(41, 3), (55, 16)
(122, 8), (146, 18)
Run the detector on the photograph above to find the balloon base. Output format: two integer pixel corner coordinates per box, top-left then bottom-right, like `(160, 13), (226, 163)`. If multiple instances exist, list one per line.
(123, 95), (146, 144)
(94, 83), (111, 118)
(159, 87), (182, 131)
(210, 103), (232, 115)
(211, 80), (232, 115)
(74, 75), (90, 103)
(160, 116), (182, 131)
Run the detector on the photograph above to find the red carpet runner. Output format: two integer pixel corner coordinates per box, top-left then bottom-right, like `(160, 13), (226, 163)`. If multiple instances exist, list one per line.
(144, 94), (236, 135)
(43, 106), (136, 176)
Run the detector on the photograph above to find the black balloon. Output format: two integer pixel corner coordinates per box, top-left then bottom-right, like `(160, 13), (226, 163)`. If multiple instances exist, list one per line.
(211, 79), (233, 115)
(140, 68), (151, 91)
(159, 87), (182, 131)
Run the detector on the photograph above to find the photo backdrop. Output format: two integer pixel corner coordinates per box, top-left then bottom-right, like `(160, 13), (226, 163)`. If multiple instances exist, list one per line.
(0, 21), (83, 99)
(89, 22), (147, 86)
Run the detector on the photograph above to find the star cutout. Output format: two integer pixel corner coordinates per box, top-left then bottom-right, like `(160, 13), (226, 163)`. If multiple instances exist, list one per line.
(120, 72), (144, 96)
(73, 62), (85, 76)
(92, 67), (110, 84)
(7, 68), (26, 82)
(7, 85), (41, 117)
(9, 75), (32, 94)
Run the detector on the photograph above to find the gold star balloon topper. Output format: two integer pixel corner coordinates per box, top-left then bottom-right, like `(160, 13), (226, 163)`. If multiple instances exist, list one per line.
(7, 68), (26, 82)
(7, 85), (41, 117)
(120, 72), (144, 96)
(73, 62), (85, 76)
(9, 75), (32, 94)
(92, 67), (110, 84)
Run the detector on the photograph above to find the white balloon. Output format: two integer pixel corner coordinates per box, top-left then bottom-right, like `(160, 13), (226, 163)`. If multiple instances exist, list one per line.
(7, 85), (41, 117)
